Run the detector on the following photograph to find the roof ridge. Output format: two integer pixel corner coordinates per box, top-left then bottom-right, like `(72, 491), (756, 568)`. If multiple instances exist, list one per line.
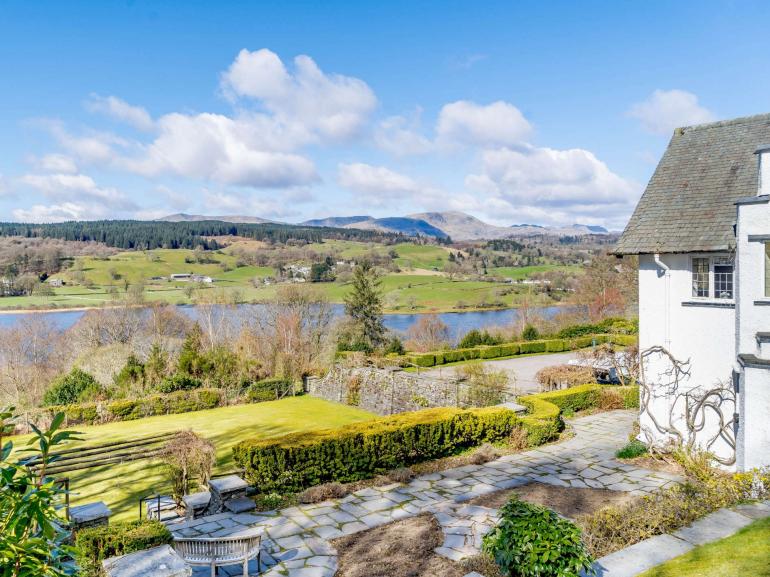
(677, 112), (770, 134)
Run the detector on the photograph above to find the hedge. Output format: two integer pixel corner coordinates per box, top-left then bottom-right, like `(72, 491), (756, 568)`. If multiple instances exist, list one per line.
(233, 406), (522, 492)
(232, 384), (639, 491)
(76, 520), (172, 577)
(402, 333), (637, 369)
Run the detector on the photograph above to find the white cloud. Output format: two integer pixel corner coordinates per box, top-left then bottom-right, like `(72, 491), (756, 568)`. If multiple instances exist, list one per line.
(86, 94), (154, 131)
(202, 189), (303, 219)
(437, 100), (532, 147)
(37, 153), (78, 174)
(374, 114), (432, 156)
(338, 163), (422, 199)
(19, 172), (137, 211)
(462, 145), (639, 228)
(123, 111), (319, 187)
(13, 202), (111, 222)
(221, 48), (377, 141)
(45, 120), (131, 164)
(628, 89), (715, 135)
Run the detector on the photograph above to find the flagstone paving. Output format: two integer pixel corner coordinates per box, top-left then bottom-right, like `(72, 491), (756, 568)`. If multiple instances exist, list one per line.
(171, 410), (683, 577)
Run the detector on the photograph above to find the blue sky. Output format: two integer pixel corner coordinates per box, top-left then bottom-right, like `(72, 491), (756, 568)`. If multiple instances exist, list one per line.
(1, 0), (769, 229)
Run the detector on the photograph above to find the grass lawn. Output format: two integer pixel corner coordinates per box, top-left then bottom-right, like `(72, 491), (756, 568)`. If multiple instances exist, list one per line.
(12, 396), (374, 522)
(489, 264), (581, 280)
(637, 517), (770, 577)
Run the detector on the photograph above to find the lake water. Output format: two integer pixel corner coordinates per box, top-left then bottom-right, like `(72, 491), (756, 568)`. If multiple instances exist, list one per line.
(0, 303), (568, 342)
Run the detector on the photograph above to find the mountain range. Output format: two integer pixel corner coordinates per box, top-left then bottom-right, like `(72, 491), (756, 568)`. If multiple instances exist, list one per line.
(157, 211), (608, 241)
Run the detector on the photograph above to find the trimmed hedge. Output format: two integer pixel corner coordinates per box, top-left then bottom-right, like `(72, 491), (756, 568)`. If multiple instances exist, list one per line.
(234, 406), (522, 492)
(233, 384), (639, 492)
(76, 520), (172, 577)
(39, 388), (225, 427)
(402, 333), (637, 369)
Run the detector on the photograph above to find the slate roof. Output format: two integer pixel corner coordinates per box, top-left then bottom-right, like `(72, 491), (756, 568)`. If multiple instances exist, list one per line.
(615, 112), (770, 254)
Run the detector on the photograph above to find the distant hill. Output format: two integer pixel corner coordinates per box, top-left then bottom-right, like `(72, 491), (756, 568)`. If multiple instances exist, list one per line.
(301, 216), (372, 228)
(160, 211), (610, 241)
(158, 213), (276, 224)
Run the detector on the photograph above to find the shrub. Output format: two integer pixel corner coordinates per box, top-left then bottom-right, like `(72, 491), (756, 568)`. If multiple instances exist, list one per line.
(75, 520), (172, 577)
(233, 406), (520, 492)
(387, 467), (415, 483)
(536, 364), (595, 392)
(457, 364), (509, 407)
(298, 482), (347, 504)
(599, 386), (639, 410)
(157, 373), (202, 393)
(382, 336), (405, 355)
(615, 440), (648, 459)
(159, 431), (216, 502)
(521, 324), (540, 341)
(470, 442), (502, 464)
(483, 496), (594, 577)
(44, 368), (102, 406)
(459, 329), (503, 348)
(579, 465), (770, 558)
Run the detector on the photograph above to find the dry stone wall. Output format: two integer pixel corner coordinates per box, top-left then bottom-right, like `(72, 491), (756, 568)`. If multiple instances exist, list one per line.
(306, 365), (471, 415)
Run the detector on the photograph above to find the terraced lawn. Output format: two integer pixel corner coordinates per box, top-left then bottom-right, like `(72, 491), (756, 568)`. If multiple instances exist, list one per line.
(12, 396), (375, 522)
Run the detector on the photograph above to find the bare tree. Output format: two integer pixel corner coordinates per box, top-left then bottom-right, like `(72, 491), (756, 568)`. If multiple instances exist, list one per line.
(405, 314), (450, 352)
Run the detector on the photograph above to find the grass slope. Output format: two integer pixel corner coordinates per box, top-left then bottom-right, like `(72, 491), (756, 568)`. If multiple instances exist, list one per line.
(12, 397), (374, 522)
(637, 517), (770, 577)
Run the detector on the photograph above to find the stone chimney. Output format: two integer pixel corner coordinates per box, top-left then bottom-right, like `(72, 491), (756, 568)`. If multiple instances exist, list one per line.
(756, 144), (770, 196)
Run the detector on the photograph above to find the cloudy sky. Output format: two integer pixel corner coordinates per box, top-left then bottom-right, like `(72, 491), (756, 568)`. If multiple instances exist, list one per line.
(1, 1), (769, 230)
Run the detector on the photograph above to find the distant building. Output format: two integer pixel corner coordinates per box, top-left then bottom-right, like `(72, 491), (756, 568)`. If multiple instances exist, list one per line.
(48, 278), (64, 287)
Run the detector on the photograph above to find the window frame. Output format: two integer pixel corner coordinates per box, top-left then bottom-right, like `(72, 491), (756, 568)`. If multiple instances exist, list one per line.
(690, 254), (735, 300)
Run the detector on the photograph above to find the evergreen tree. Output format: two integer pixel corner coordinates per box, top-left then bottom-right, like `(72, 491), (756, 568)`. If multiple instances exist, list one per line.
(177, 323), (204, 376)
(344, 262), (386, 350)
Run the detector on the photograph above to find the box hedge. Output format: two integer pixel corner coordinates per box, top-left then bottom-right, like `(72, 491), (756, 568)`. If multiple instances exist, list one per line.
(233, 383), (638, 492)
(246, 378), (296, 402)
(233, 406), (522, 492)
(76, 520), (172, 577)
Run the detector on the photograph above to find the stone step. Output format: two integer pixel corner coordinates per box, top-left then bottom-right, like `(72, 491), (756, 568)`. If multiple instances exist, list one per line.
(225, 497), (258, 514)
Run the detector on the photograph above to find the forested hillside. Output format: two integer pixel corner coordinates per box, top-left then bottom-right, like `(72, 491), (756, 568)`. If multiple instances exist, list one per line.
(0, 220), (410, 250)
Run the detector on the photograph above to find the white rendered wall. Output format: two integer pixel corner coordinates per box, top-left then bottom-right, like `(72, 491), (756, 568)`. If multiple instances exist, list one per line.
(735, 199), (770, 470)
(638, 253), (736, 464)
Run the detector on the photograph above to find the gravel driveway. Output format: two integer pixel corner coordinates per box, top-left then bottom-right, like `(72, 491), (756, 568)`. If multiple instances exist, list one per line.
(415, 350), (581, 396)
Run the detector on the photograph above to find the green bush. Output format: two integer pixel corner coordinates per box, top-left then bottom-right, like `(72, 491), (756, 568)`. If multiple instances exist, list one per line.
(64, 403), (99, 424)
(545, 339), (567, 353)
(233, 406), (521, 492)
(459, 329), (503, 348)
(483, 497), (594, 577)
(521, 324), (540, 341)
(157, 373), (203, 393)
(247, 378), (294, 402)
(76, 520), (172, 577)
(43, 368), (102, 406)
(616, 440), (648, 459)
(532, 384), (603, 414)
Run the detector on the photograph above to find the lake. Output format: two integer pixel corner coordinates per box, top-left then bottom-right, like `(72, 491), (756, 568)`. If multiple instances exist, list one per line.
(0, 303), (568, 342)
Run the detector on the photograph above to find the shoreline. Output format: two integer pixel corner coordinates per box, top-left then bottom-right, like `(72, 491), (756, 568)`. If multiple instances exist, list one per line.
(0, 301), (567, 316)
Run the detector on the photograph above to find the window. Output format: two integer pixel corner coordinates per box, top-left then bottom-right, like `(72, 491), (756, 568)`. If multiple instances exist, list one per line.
(691, 255), (734, 299)
(765, 244), (770, 297)
(692, 258), (710, 297)
(713, 257), (733, 299)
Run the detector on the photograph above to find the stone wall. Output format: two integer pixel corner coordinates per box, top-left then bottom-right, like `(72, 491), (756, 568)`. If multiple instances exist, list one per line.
(306, 365), (474, 415)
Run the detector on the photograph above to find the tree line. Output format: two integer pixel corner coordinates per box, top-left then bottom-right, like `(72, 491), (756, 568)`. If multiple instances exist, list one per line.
(0, 220), (410, 251)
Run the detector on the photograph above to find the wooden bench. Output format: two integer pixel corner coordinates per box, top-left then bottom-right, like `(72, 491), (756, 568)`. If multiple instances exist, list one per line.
(173, 532), (261, 577)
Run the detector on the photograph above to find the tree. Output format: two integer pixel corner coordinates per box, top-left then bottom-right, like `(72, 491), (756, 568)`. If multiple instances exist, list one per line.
(406, 314), (450, 352)
(159, 431), (215, 503)
(343, 262), (386, 350)
(177, 323), (204, 376)
(0, 409), (80, 576)
(43, 368), (102, 406)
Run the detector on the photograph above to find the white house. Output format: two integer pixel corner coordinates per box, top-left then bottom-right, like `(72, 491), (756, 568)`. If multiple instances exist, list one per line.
(615, 113), (770, 471)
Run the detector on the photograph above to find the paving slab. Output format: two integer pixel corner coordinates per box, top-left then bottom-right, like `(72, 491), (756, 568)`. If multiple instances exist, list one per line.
(591, 534), (693, 577)
(672, 508), (754, 546)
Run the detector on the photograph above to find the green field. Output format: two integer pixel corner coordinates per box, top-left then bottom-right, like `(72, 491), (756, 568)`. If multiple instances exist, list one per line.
(0, 244), (571, 313)
(12, 397), (374, 522)
(490, 264), (582, 280)
(638, 517), (770, 577)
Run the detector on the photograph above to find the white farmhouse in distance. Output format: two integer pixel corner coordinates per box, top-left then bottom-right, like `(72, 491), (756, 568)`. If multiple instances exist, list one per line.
(615, 113), (770, 471)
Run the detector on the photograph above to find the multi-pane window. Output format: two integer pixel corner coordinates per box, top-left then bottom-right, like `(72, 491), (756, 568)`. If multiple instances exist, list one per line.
(692, 258), (710, 297)
(713, 257), (733, 299)
(691, 256), (734, 299)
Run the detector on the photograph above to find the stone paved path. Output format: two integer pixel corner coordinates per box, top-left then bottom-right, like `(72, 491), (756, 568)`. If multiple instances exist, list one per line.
(171, 410), (682, 577)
